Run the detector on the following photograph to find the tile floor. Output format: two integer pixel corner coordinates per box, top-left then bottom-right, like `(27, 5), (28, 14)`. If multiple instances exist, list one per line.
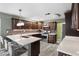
(39, 39), (59, 56)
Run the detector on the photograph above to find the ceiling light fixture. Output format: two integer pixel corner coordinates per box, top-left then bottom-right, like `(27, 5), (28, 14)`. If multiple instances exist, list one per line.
(45, 13), (51, 15)
(55, 13), (61, 17)
(16, 9), (24, 27)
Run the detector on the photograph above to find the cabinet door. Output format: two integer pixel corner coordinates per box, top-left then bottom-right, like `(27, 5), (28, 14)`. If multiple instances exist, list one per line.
(48, 35), (57, 44)
(49, 22), (57, 32)
(12, 18), (20, 29)
(75, 4), (79, 29)
(71, 3), (79, 29)
(38, 22), (44, 29)
(71, 4), (76, 29)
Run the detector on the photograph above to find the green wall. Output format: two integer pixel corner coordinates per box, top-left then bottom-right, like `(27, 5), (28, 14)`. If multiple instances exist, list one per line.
(57, 23), (62, 40)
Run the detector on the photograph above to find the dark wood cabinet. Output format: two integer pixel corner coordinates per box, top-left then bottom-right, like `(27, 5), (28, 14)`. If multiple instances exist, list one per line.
(32, 22), (43, 29)
(71, 3), (79, 30)
(12, 18), (20, 29)
(49, 22), (57, 32)
(65, 10), (79, 36)
(65, 3), (79, 36)
(28, 40), (40, 56)
(12, 18), (43, 29)
(38, 21), (44, 29)
(12, 18), (28, 29)
(31, 22), (38, 29)
(48, 34), (57, 44)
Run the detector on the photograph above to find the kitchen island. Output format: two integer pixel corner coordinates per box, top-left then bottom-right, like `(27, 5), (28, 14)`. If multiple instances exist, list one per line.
(5, 32), (42, 56)
(57, 36), (79, 56)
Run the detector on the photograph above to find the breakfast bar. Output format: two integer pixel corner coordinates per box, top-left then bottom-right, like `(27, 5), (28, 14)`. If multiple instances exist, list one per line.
(5, 32), (41, 56)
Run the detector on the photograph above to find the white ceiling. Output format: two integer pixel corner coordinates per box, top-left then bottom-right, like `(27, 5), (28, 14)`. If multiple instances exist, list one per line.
(0, 3), (72, 20)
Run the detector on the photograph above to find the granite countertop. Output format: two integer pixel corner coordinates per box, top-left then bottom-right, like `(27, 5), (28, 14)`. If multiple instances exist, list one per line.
(57, 36), (79, 56)
(49, 32), (56, 35)
(6, 32), (41, 46)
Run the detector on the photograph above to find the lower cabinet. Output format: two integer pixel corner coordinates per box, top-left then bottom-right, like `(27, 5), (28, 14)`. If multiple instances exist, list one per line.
(48, 34), (57, 44)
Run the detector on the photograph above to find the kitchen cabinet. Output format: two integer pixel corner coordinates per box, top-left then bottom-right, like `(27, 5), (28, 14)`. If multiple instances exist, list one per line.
(12, 18), (28, 29)
(71, 3), (79, 30)
(38, 21), (44, 29)
(12, 18), (20, 29)
(32, 22), (43, 29)
(65, 3), (79, 36)
(48, 33), (57, 44)
(49, 22), (57, 32)
(12, 18), (43, 29)
(32, 22), (38, 29)
(65, 10), (79, 36)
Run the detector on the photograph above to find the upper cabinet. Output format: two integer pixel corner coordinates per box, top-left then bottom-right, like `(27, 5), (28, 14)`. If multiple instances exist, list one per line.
(12, 18), (19, 29)
(12, 18), (30, 29)
(12, 18), (44, 29)
(71, 3), (79, 30)
(49, 22), (57, 32)
(65, 3), (79, 36)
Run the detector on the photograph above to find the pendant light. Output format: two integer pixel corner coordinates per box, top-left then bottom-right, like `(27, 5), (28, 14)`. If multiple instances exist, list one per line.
(16, 9), (24, 27)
